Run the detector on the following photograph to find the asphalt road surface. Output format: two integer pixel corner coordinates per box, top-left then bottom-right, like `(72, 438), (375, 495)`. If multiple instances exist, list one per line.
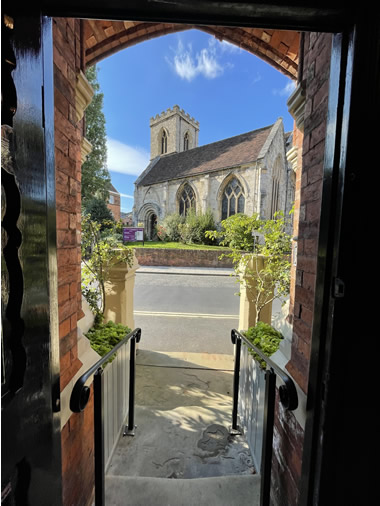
(134, 271), (240, 355)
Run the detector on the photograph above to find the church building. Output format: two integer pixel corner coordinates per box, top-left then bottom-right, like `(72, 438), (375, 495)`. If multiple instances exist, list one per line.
(133, 105), (293, 239)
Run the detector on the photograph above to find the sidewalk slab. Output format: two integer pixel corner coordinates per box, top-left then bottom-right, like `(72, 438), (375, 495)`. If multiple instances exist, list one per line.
(136, 265), (235, 276)
(106, 350), (255, 483)
(105, 475), (260, 506)
(136, 349), (235, 370)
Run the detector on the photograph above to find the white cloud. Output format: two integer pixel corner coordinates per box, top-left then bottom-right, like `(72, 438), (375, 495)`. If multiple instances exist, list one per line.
(214, 38), (242, 54)
(107, 138), (149, 176)
(272, 80), (296, 97)
(252, 73), (262, 85)
(167, 38), (227, 82)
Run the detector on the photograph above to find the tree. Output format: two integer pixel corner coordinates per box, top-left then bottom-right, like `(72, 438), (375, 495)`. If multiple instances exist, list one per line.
(85, 196), (114, 227)
(82, 65), (111, 208)
(206, 211), (292, 324)
(81, 215), (134, 323)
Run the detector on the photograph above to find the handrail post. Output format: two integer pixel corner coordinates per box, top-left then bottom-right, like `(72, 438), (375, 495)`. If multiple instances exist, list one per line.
(124, 329), (141, 436)
(94, 367), (105, 506)
(260, 368), (276, 506)
(230, 330), (242, 435)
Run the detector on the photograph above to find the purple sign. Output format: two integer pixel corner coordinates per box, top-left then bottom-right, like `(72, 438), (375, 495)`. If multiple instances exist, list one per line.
(123, 227), (144, 243)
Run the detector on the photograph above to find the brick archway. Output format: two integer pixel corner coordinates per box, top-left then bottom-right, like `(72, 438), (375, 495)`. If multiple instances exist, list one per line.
(83, 20), (300, 79)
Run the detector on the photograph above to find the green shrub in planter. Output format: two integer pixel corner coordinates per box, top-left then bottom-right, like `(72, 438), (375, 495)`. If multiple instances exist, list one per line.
(86, 320), (131, 365)
(243, 321), (283, 369)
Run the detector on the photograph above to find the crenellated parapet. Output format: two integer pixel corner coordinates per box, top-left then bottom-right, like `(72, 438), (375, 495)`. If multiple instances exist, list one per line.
(150, 105), (199, 159)
(150, 104), (200, 128)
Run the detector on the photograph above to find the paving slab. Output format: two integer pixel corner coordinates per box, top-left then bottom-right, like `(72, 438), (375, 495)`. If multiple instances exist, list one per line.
(107, 350), (255, 480)
(105, 475), (260, 506)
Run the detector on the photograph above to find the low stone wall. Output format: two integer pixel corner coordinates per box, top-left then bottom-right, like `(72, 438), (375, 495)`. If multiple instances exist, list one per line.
(134, 247), (233, 268)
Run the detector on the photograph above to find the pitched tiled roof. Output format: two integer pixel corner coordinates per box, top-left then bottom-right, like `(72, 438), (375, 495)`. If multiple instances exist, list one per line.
(136, 122), (276, 187)
(109, 183), (119, 193)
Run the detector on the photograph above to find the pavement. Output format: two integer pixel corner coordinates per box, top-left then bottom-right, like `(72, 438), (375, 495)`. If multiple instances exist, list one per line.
(105, 349), (260, 506)
(136, 265), (235, 276)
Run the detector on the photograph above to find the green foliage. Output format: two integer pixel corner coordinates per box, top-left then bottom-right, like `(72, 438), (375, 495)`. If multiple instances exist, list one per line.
(86, 321), (131, 364)
(243, 322), (283, 369)
(81, 215), (134, 319)
(206, 213), (262, 250)
(178, 208), (216, 245)
(207, 211), (292, 324)
(84, 197), (115, 227)
(157, 209), (216, 245)
(82, 65), (111, 207)
(157, 213), (185, 242)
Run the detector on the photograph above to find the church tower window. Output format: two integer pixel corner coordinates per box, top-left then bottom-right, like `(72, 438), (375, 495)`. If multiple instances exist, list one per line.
(184, 132), (189, 151)
(161, 130), (167, 154)
(221, 177), (245, 220)
(179, 183), (196, 216)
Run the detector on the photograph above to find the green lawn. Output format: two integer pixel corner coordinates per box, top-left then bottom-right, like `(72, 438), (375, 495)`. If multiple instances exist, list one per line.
(124, 241), (228, 251)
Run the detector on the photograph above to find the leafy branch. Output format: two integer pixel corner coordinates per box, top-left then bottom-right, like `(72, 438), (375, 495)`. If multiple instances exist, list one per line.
(206, 211), (292, 325)
(81, 215), (134, 322)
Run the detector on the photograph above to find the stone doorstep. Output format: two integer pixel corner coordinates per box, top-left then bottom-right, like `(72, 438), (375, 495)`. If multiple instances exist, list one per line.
(105, 475), (261, 506)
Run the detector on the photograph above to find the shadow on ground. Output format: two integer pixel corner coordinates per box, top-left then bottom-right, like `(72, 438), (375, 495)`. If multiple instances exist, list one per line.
(106, 349), (256, 480)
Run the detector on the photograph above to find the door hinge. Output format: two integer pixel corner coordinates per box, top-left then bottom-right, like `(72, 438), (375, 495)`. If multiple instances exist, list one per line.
(41, 85), (45, 129)
(333, 278), (345, 298)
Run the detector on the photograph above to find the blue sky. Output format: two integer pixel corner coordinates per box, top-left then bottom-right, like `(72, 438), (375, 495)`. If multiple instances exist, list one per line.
(96, 29), (295, 213)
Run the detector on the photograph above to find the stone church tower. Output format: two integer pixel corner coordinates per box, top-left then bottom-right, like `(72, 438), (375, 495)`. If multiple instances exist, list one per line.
(150, 105), (199, 159)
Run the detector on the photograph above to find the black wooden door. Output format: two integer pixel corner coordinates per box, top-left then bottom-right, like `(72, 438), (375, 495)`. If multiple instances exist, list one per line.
(1, 11), (62, 505)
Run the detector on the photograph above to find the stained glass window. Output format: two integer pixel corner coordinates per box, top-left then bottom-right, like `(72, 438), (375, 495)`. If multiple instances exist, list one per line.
(179, 184), (196, 216)
(221, 177), (245, 220)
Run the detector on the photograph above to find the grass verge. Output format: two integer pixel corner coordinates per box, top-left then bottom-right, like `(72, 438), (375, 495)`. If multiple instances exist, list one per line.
(124, 241), (228, 251)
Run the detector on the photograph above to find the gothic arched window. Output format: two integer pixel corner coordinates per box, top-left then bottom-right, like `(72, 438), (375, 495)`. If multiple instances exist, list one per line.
(179, 183), (196, 216)
(183, 132), (189, 151)
(161, 130), (167, 154)
(270, 160), (281, 218)
(221, 177), (245, 220)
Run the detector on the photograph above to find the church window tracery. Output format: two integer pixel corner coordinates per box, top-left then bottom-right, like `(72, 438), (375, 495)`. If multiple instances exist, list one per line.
(179, 183), (196, 216)
(221, 177), (245, 220)
(270, 159), (281, 218)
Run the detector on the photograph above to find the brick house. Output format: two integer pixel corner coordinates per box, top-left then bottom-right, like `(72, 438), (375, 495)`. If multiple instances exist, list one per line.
(107, 183), (121, 221)
(2, 3), (378, 506)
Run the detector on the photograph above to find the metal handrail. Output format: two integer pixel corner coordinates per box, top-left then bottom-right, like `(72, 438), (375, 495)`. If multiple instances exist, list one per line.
(69, 327), (141, 506)
(230, 328), (298, 506)
(231, 328), (298, 411)
(70, 327), (141, 413)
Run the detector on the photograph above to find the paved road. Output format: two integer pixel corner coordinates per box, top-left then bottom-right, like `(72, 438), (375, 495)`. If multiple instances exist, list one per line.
(134, 270), (240, 355)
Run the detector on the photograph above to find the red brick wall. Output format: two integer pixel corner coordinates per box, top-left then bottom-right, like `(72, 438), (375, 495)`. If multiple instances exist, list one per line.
(271, 32), (333, 506)
(134, 247), (233, 268)
(107, 193), (121, 221)
(54, 17), (94, 506)
(286, 32), (332, 394)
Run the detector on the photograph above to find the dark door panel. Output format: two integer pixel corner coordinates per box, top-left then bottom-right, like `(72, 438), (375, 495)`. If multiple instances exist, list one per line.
(1, 12), (62, 506)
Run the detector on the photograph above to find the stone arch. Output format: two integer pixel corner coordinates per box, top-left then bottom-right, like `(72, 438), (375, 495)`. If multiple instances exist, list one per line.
(137, 202), (161, 240)
(217, 173), (247, 221)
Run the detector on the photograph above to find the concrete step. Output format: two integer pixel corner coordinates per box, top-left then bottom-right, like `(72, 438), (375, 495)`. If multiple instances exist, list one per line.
(105, 474), (260, 506)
